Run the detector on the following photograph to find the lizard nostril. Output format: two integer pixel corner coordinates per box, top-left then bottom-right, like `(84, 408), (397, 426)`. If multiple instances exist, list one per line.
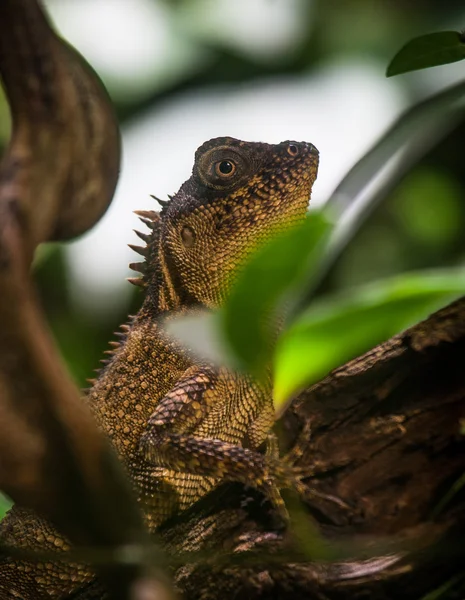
(307, 143), (319, 157)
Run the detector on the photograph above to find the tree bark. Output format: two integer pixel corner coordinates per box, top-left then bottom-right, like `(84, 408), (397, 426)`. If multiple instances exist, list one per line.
(148, 296), (465, 599)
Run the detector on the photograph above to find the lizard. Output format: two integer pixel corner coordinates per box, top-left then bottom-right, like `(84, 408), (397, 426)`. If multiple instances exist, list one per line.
(0, 136), (319, 599)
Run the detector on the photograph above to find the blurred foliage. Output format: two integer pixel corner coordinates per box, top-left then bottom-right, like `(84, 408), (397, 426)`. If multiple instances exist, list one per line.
(387, 31), (465, 77)
(431, 472), (465, 518)
(0, 494), (12, 520)
(0, 92), (9, 141)
(392, 168), (463, 247)
(420, 576), (465, 600)
(222, 213), (332, 378)
(275, 268), (465, 405)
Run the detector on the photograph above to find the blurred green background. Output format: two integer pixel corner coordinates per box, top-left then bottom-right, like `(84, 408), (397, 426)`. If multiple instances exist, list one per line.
(1, 0), (465, 516)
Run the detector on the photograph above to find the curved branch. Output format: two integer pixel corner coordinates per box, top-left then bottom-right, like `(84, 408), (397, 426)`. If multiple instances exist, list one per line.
(0, 2), (171, 598)
(0, 0), (120, 249)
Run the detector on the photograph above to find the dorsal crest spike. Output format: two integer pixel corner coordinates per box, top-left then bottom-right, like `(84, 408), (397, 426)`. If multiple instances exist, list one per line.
(150, 194), (170, 207)
(134, 229), (151, 244)
(129, 262), (146, 275)
(127, 277), (146, 288)
(133, 209), (159, 221)
(138, 216), (155, 229)
(128, 243), (148, 257)
(130, 201), (163, 295)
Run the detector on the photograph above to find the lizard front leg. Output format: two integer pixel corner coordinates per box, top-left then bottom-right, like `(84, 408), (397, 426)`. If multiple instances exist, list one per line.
(139, 365), (304, 523)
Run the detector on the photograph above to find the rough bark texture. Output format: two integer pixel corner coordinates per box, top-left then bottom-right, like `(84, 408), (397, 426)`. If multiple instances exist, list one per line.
(155, 296), (465, 599)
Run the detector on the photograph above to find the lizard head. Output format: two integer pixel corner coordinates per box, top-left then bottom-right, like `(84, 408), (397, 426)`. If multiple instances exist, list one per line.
(145, 137), (319, 309)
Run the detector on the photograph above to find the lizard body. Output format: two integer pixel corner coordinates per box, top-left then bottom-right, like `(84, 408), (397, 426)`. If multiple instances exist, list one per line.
(0, 137), (318, 598)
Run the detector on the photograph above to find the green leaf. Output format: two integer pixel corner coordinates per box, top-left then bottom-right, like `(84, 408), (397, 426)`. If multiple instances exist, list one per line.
(419, 575), (464, 600)
(387, 31), (465, 77)
(0, 493), (12, 519)
(430, 472), (465, 518)
(274, 269), (465, 409)
(221, 213), (333, 377)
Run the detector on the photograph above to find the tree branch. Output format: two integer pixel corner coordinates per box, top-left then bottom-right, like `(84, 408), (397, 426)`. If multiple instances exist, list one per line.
(0, 1), (171, 598)
(149, 297), (465, 600)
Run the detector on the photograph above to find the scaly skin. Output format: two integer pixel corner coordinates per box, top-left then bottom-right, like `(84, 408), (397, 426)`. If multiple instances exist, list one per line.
(0, 137), (319, 599)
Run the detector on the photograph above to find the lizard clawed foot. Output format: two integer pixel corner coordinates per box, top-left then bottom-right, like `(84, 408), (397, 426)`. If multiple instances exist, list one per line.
(277, 422), (350, 512)
(283, 463), (350, 513)
(295, 480), (350, 510)
(263, 484), (291, 530)
(281, 420), (313, 466)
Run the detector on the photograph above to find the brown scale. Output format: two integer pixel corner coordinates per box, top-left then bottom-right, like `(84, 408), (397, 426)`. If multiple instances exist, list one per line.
(0, 137), (319, 599)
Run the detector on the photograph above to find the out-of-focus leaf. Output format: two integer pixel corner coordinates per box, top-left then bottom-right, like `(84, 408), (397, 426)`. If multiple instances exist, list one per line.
(0, 88), (10, 141)
(0, 492), (12, 519)
(387, 31), (465, 77)
(288, 77), (465, 316)
(274, 269), (465, 409)
(165, 215), (332, 372)
(391, 169), (463, 246)
(431, 472), (465, 518)
(165, 310), (232, 365)
(221, 213), (333, 377)
(322, 78), (465, 276)
(419, 575), (464, 600)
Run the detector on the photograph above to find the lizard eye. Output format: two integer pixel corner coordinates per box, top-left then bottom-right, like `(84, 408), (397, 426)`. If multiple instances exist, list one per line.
(287, 144), (299, 156)
(196, 145), (248, 189)
(215, 160), (236, 177)
(181, 225), (195, 248)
